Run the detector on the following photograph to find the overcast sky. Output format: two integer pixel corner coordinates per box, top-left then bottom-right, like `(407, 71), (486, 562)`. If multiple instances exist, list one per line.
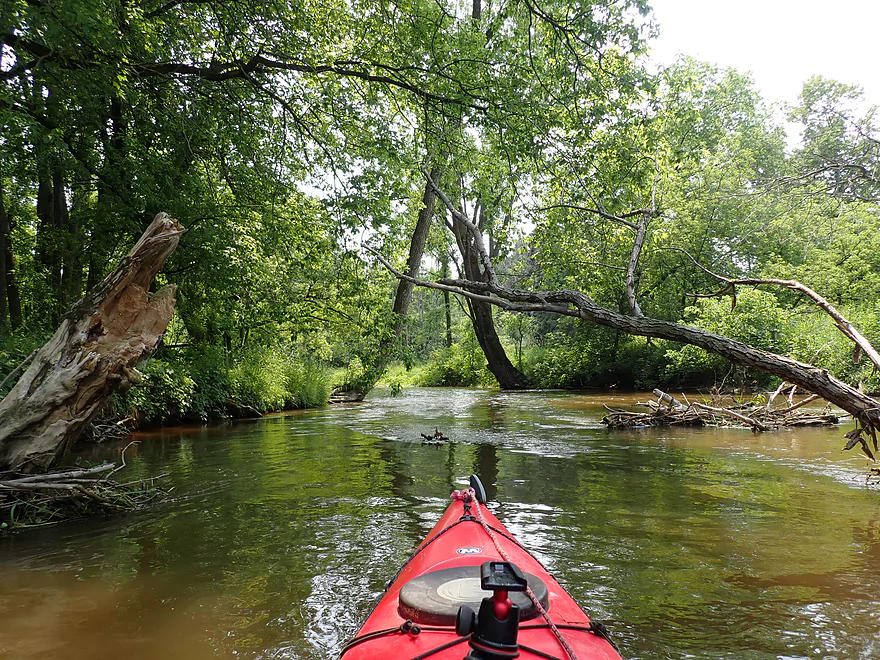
(647, 0), (880, 109)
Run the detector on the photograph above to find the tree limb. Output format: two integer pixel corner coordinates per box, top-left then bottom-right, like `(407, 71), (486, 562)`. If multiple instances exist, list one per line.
(669, 247), (880, 371)
(368, 214), (880, 452)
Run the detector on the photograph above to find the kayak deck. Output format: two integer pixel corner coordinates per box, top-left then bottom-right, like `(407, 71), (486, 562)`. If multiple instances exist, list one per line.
(339, 485), (623, 660)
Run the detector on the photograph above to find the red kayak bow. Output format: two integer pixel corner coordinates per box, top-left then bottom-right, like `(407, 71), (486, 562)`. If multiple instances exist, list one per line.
(339, 475), (623, 660)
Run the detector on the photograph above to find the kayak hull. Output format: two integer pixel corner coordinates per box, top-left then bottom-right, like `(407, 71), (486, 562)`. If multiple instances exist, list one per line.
(340, 490), (623, 660)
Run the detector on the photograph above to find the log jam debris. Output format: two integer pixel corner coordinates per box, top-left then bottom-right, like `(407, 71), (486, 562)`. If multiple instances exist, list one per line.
(0, 460), (168, 531)
(602, 388), (842, 433)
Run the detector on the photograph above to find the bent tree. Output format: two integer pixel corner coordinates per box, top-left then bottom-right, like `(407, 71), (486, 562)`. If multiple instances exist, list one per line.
(342, 0), (651, 394)
(374, 164), (880, 458)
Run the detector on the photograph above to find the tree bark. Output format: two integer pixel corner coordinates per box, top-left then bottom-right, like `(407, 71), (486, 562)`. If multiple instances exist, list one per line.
(468, 296), (528, 388)
(391, 167), (441, 319)
(440, 179), (528, 389)
(0, 182), (9, 327)
(625, 211), (648, 316)
(441, 256), (453, 348)
(0, 213), (183, 472)
(454, 225), (528, 389)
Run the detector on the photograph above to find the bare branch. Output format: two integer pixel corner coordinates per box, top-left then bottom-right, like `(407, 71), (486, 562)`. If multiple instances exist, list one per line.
(623, 158), (659, 317)
(666, 246), (880, 371)
(625, 211), (648, 317)
(537, 203), (639, 230)
(422, 166), (500, 288)
(691, 401), (769, 431)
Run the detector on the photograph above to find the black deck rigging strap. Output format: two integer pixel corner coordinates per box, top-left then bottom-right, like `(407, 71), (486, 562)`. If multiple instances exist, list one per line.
(339, 621), (621, 659)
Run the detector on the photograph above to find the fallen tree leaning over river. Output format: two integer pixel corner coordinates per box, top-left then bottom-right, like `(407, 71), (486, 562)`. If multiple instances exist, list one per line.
(370, 171), (880, 460)
(0, 213), (183, 473)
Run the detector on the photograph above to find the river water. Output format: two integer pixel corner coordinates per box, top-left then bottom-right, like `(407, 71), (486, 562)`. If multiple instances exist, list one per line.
(1, 389), (879, 660)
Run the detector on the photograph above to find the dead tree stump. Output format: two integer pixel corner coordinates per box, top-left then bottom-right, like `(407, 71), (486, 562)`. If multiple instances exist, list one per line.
(0, 213), (183, 472)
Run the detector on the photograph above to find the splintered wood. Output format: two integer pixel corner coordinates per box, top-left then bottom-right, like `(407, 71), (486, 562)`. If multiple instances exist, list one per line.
(0, 213), (183, 472)
(602, 389), (841, 432)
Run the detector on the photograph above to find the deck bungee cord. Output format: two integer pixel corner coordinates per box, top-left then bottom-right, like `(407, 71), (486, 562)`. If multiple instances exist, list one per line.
(450, 487), (579, 660)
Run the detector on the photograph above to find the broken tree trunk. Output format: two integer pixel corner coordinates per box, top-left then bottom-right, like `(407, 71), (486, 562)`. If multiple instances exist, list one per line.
(0, 212), (183, 472)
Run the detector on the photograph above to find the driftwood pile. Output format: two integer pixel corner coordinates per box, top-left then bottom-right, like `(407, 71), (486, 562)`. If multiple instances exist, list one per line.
(602, 388), (842, 433)
(0, 458), (168, 531)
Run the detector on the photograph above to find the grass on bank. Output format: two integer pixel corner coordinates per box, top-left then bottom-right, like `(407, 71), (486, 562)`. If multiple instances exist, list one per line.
(119, 345), (332, 425)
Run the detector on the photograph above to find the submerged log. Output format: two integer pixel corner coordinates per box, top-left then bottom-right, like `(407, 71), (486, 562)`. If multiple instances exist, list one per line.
(0, 213), (183, 472)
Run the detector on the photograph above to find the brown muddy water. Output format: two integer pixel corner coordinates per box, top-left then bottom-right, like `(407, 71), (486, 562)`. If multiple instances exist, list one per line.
(0, 389), (878, 659)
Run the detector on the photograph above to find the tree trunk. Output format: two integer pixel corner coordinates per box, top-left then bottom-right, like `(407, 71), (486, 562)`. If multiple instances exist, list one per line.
(61, 188), (88, 310)
(452, 205), (528, 389)
(625, 211), (648, 316)
(441, 256), (453, 348)
(391, 167), (442, 319)
(5, 242), (21, 332)
(0, 182), (9, 328)
(468, 296), (529, 388)
(347, 167), (442, 398)
(0, 213), (183, 472)
(36, 162), (69, 326)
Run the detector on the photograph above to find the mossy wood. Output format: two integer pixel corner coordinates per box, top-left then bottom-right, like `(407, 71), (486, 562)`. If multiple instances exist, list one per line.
(0, 213), (183, 472)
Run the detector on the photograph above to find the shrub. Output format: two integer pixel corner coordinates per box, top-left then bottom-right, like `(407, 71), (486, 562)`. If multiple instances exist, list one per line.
(417, 343), (496, 387)
(663, 289), (790, 388)
(283, 358), (331, 408)
(184, 346), (231, 420)
(523, 325), (671, 389)
(227, 348), (288, 412)
(122, 359), (197, 423)
(120, 344), (331, 425)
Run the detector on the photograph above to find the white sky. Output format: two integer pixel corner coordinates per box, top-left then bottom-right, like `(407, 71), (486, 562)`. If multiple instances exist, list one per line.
(647, 0), (880, 109)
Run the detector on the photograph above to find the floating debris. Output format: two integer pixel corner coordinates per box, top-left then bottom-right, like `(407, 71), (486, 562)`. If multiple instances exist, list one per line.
(0, 444), (169, 531)
(420, 428), (450, 445)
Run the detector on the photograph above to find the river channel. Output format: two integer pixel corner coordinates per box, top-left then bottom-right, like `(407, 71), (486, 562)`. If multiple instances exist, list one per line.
(1, 388), (879, 659)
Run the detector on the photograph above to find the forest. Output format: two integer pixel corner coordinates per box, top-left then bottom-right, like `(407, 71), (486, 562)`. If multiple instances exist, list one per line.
(1, 0), (879, 435)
